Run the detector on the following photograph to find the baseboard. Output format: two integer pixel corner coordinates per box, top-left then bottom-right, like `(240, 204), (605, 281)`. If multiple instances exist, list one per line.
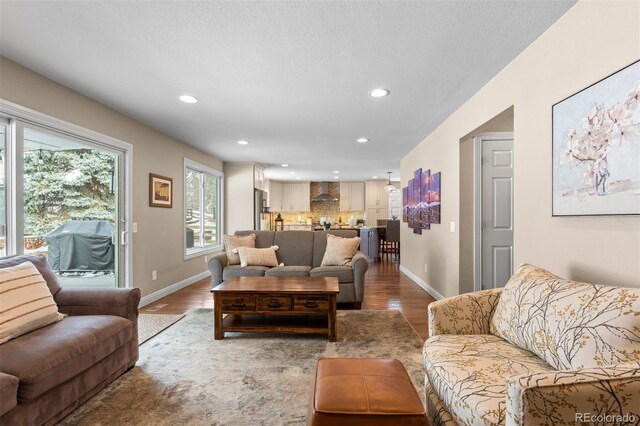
(399, 265), (444, 301)
(139, 270), (211, 308)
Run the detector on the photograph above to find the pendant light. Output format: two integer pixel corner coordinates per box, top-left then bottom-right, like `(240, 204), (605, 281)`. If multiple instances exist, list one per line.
(384, 172), (395, 192)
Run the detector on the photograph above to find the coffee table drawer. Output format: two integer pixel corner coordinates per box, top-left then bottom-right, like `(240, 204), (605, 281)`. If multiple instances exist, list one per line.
(221, 294), (256, 311)
(294, 295), (328, 312)
(257, 295), (292, 311)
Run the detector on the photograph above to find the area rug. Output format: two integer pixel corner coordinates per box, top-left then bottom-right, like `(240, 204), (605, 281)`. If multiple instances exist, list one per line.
(138, 313), (185, 345)
(60, 308), (426, 426)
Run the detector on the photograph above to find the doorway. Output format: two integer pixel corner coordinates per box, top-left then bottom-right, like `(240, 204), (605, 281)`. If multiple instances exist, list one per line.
(1, 101), (132, 288)
(474, 132), (514, 291)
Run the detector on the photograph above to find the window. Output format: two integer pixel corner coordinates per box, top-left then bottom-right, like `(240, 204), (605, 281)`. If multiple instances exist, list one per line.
(184, 158), (223, 258)
(1, 101), (132, 288)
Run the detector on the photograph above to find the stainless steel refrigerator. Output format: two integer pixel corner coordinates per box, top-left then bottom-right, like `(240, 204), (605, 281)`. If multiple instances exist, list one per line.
(254, 189), (268, 230)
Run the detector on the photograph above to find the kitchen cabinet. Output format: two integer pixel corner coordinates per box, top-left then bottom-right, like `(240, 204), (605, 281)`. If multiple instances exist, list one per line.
(366, 207), (389, 226)
(365, 181), (389, 209)
(340, 182), (365, 211)
(269, 181), (282, 211)
(254, 164), (265, 190)
(280, 182), (310, 212)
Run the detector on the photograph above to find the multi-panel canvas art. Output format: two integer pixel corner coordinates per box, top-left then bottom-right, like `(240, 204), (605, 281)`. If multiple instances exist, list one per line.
(402, 168), (441, 234)
(429, 172), (441, 224)
(420, 169), (431, 229)
(552, 60), (640, 216)
(402, 187), (408, 222)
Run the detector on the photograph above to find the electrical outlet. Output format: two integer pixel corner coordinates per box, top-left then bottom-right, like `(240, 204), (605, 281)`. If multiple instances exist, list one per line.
(424, 264), (428, 273)
(204, 255), (208, 263)
(132, 222), (138, 233)
(152, 270), (157, 281)
(449, 221), (456, 233)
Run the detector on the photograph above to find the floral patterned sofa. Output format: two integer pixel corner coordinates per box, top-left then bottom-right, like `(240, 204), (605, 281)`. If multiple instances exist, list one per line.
(423, 263), (640, 425)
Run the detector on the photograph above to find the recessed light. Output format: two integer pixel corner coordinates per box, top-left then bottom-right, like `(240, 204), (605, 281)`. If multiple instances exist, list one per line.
(357, 138), (369, 143)
(372, 176), (378, 179)
(290, 171), (295, 174)
(295, 176), (301, 180)
(333, 176), (339, 179)
(369, 88), (390, 98)
(333, 170), (339, 174)
(281, 164), (289, 167)
(237, 140), (249, 145)
(179, 95), (198, 103)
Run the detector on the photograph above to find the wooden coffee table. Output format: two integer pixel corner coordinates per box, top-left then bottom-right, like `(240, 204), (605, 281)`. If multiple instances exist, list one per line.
(210, 276), (339, 341)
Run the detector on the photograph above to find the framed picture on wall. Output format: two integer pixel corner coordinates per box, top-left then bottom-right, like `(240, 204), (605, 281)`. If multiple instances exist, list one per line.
(552, 60), (640, 216)
(149, 173), (173, 208)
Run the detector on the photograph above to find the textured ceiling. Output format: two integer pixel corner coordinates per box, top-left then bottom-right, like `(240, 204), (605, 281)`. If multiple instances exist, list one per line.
(0, 1), (575, 181)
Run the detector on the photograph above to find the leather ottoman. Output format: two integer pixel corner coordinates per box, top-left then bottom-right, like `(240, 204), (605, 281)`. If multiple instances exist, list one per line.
(307, 358), (427, 426)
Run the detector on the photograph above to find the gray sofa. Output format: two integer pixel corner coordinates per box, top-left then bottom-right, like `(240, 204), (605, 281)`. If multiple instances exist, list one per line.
(0, 254), (140, 425)
(208, 230), (368, 306)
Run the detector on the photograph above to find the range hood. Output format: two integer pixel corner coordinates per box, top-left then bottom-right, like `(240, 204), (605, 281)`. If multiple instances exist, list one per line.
(312, 182), (338, 202)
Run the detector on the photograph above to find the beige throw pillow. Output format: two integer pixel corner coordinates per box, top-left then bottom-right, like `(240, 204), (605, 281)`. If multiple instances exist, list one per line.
(321, 234), (361, 266)
(224, 234), (256, 265)
(234, 246), (281, 267)
(0, 262), (65, 344)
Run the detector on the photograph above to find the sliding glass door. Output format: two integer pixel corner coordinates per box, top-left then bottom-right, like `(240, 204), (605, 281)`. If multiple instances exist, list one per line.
(0, 121), (6, 257)
(21, 125), (123, 288)
(0, 108), (130, 288)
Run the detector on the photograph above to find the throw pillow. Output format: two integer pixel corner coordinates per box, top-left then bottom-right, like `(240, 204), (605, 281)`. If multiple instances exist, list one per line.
(490, 263), (640, 370)
(321, 234), (361, 266)
(234, 246), (281, 267)
(0, 262), (65, 344)
(224, 234), (256, 265)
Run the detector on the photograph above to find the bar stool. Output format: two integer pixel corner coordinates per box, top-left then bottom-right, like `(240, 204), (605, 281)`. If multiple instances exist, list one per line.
(381, 220), (400, 262)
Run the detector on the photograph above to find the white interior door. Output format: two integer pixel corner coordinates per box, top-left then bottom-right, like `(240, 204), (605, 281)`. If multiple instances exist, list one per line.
(475, 133), (514, 290)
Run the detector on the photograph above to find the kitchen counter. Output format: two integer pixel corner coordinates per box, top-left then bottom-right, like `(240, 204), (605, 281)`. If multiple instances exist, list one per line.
(280, 224), (364, 231)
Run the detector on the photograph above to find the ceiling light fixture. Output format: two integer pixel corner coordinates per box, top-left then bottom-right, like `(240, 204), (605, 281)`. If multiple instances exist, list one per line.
(179, 95), (198, 103)
(237, 140), (249, 145)
(333, 176), (339, 179)
(333, 170), (339, 174)
(384, 172), (395, 192)
(290, 171), (295, 175)
(357, 138), (369, 143)
(281, 164), (289, 167)
(295, 176), (301, 180)
(369, 88), (390, 98)
(372, 176), (378, 179)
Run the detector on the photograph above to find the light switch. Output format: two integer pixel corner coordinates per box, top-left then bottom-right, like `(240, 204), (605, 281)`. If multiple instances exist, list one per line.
(449, 221), (456, 233)
(132, 222), (138, 233)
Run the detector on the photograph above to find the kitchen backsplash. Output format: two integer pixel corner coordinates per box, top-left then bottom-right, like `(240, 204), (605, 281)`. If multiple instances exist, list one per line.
(273, 182), (364, 224)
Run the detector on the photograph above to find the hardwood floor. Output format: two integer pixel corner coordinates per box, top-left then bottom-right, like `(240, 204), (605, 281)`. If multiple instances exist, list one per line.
(143, 256), (436, 340)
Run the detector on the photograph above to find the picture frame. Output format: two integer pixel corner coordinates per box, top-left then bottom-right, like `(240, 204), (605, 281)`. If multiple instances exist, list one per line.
(149, 173), (173, 208)
(552, 60), (640, 216)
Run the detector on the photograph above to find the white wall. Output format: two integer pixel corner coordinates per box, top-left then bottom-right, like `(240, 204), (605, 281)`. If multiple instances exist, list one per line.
(224, 162), (255, 234)
(401, 1), (640, 297)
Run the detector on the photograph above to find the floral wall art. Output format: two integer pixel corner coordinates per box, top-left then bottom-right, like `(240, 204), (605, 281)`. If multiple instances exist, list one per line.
(552, 60), (640, 216)
(402, 167), (441, 234)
